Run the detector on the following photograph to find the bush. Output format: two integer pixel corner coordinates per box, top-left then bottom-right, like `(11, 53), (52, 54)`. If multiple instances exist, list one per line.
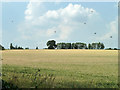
(105, 48), (113, 50)
(25, 47), (29, 49)
(114, 48), (117, 50)
(105, 48), (118, 50)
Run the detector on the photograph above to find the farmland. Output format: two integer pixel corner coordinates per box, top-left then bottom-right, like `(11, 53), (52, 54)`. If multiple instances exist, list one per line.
(1, 50), (118, 88)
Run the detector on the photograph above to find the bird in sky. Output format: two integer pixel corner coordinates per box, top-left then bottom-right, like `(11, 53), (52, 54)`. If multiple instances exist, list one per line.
(110, 36), (112, 38)
(84, 22), (86, 24)
(94, 32), (96, 34)
(54, 31), (56, 33)
(91, 10), (93, 13)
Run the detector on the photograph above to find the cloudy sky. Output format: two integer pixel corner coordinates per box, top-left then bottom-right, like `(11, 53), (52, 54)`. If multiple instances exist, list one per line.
(2, 1), (118, 49)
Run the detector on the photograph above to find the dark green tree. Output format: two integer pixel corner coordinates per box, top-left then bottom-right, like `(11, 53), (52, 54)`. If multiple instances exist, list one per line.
(47, 40), (57, 49)
(57, 43), (62, 49)
(75, 43), (80, 49)
(10, 43), (14, 49)
(72, 43), (78, 49)
(18, 46), (23, 49)
(75, 43), (87, 49)
(88, 43), (91, 49)
(57, 43), (71, 49)
(100, 43), (105, 49)
(83, 43), (87, 49)
(25, 47), (29, 49)
(66, 43), (71, 49)
(71, 43), (74, 49)
(61, 43), (66, 49)
(15, 45), (18, 49)
(97, 42), (101, 49)
(114, 48), (117, 50)
(91, 43), (97, 49)
(36, 47), (38, 49)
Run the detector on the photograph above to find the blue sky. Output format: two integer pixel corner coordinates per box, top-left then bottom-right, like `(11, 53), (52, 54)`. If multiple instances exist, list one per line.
(2, 1), (118, 49)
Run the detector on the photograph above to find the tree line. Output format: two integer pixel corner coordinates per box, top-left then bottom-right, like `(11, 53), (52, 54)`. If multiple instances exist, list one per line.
(9, 43), (39, 50)
(0, 40), (118, 50)
(47, 40), (105, 49)
(10, 43), (24, 49)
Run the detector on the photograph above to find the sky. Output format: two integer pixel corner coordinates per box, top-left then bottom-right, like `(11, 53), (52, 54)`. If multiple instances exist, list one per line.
(1, 1), (118, 49)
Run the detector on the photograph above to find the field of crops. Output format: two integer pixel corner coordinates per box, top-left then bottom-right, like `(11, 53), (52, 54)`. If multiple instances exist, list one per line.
(1, 50), (118, 88)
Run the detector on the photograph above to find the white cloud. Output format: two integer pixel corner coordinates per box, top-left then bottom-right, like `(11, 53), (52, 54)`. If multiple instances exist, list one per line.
(18, 2), (99, 42)
(57, 25), (73, 40)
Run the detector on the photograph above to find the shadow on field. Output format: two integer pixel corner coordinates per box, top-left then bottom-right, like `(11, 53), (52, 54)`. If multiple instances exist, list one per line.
(2, 80), (19, 89)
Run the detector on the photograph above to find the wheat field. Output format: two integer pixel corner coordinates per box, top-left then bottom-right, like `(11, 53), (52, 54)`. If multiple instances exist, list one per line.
(2, 50), (118, 88)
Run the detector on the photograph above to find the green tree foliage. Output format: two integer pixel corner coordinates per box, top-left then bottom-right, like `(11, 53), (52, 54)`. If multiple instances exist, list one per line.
(91, 43), (97, 49)
(57, 43), (62, 49)
(66, 43), (71, 49)
(100, 43), (105, 49)
(10, 43), (23, 50)
(97, 42), (101, 49)
(57, 43), (64, 49)
(71, 43), (87, 49)
(114, 48), (117, 50)
(75, 43), (87, 49)
(56, 42), (105, 50)
(36, 47), (38, 49)
(71, 43), (77, 49)
(17, 46), (23, 49)
(90, 42), (105, 49)
(10, 43), (14, 49)
(25, 47), (29, 49)
(47, 40), (57, 49)
(88, 43), (92, 49)
(57, 42), (87, 49)
(57, 43), (71, 49)
(61, 43), (66, 49)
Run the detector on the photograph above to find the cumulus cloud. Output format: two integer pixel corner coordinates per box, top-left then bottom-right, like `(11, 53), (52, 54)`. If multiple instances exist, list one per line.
(18, 2), (98, 42)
